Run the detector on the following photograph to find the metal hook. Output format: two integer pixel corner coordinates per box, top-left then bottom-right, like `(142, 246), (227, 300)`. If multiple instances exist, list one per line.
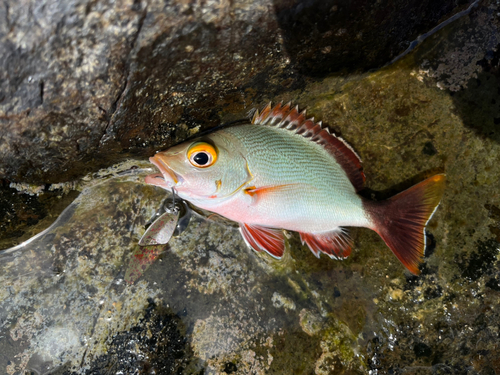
(171, 187), (177, 209)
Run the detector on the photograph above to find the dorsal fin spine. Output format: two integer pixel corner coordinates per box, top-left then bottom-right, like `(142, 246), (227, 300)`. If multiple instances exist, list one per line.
(338, 136), (363, 162)
(251, 110), (259, 124)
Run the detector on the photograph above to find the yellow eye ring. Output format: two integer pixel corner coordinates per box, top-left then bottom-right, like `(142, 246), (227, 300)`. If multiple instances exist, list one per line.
(187, 142), (218, 168)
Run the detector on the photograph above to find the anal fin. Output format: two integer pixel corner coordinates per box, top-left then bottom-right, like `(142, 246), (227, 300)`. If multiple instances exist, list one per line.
(239, 223), (285, 259)
(300, 228), (352, 260)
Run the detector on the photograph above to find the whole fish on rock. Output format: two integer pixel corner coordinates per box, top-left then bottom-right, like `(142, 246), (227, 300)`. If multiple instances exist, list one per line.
(145, 103), (445, 274)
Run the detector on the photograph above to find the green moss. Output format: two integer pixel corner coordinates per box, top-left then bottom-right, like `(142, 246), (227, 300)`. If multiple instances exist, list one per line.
(263, 329), (322, 374)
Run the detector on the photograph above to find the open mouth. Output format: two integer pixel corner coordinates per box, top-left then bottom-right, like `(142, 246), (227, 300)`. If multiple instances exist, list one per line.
(144, 155), (181, 189)
(150, 155), (179, 183)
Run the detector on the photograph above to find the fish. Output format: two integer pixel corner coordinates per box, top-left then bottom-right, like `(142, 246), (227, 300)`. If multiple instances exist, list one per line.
(145, 103), (445, 274)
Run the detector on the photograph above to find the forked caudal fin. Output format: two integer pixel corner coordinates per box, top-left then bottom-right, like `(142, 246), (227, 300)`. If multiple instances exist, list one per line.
(365, 174), (446, 275)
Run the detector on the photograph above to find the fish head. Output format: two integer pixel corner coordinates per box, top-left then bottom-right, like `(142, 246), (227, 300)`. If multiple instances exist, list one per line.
(145, 132), (250, 202)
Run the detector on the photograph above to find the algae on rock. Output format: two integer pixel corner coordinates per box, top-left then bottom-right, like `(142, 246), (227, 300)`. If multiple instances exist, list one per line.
(1, 0), (500, 374)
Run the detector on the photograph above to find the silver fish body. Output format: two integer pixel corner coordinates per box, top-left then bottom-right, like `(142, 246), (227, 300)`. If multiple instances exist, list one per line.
(191, 124), (369, 232)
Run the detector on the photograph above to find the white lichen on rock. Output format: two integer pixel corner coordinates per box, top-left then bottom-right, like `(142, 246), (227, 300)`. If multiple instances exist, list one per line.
(271, 292), (296, 311)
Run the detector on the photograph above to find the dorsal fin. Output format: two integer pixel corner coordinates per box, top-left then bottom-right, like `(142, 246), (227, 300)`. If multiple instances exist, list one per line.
(252, 103), (365, 192)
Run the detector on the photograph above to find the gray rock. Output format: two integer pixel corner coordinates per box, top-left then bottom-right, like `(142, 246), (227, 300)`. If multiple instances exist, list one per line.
(0, 0), (466, 184)
(2, 0), (500, 374)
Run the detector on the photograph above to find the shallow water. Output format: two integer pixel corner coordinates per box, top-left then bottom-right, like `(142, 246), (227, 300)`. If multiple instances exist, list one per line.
(1, 2), (500, 374)
(0, 161), (381, 374)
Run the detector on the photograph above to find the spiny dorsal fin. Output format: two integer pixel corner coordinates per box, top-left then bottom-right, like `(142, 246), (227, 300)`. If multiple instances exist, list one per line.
(252, 103), (365, 192)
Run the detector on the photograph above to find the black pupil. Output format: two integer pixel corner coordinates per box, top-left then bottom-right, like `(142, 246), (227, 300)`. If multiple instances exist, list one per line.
(193, 152), (209, 165)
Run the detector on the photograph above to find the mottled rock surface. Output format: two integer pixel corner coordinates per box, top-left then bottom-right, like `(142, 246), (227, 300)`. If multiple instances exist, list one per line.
(1, 0), (500, 374)
(0, 0), (467, 185)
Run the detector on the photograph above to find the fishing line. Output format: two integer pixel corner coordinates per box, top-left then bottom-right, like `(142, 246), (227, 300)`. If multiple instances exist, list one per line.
(386, 0), (481, 66)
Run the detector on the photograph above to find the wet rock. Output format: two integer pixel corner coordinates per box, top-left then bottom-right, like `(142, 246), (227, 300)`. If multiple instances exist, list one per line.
(0, 0), (467, 184)
(413, 0), (500, 143)
(0, 164), (168, 374)
(1, 0), (500, 374)
(275, 0), (471, 76)
(0, 163), (368, 374)
(76, 300), (196, 375)
(0, 181), (79, 249)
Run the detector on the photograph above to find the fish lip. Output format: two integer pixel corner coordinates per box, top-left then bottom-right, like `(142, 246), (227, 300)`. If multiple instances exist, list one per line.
(149, 155), (182, 185)
(144, 173), (172, 189)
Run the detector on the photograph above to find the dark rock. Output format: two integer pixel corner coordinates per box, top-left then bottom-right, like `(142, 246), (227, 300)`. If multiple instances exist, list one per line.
(223, 362), (238, 374)
(333, 286), (341, 297)
(422, 141), (438, 155)
(459, 239), (499, 282)
(274, 0), (470, 76)
(485, 275), (500, 291)
(0, 0), (468, 184)
(413, 342), (432, 358)
(77, 300), (195, 375)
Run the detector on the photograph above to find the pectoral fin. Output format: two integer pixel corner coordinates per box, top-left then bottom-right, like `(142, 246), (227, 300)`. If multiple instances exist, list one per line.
(243, 184), (312, 206)
(300, 228), (352, 259)
(244, 184), (301, 197)
(239, 223), (285, 259)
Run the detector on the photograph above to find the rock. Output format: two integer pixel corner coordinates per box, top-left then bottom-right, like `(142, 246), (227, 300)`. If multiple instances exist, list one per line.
(1, 0), (500, 374)
(0, 0), (467, 184)
(0, 0), (144, 183)
(0, 162), (367, 374)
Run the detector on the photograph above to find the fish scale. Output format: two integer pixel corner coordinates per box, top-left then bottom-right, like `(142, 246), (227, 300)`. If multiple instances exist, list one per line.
(217, 124), (368, 232)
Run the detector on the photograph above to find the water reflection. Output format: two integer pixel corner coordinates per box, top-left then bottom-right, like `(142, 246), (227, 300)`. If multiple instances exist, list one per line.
(0, 162), (167, 374)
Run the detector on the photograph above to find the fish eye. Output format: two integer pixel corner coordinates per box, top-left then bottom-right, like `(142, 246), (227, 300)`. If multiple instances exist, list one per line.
(187, 142), (217, 168)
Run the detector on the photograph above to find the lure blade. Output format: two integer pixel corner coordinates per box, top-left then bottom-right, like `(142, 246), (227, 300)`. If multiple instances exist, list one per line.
(139, 211), (179, 246)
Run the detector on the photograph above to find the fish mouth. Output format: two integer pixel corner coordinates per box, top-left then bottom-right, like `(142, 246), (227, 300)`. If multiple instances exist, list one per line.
(145, 154), (182, 189)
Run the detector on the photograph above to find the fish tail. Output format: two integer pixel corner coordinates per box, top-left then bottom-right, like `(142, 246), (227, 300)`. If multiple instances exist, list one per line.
(365, 174), (446, 275)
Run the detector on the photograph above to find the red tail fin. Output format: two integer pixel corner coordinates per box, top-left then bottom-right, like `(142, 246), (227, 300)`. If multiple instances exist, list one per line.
(365, 174), (446, 275)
